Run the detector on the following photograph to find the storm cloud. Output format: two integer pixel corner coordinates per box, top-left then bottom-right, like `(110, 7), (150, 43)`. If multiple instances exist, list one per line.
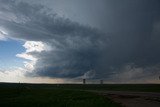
(0, 0), (160, 82)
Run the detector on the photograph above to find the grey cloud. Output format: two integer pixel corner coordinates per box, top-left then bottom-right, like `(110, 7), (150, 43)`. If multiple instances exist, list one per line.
(1, 0), (160, 81)
(107, 64), (160, 83)
(0, 0), (108, 78)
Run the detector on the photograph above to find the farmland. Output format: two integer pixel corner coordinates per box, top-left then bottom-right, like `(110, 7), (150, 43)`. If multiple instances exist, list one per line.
(0, 83), (160, 107)
(0, 83), (121, 107)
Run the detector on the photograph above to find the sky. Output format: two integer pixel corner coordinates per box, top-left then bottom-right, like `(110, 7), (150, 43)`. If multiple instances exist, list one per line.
(0, 0), (160, 83)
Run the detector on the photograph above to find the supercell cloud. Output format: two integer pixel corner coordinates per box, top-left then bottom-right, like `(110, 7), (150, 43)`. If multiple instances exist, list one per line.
(0, 0), (160, 83)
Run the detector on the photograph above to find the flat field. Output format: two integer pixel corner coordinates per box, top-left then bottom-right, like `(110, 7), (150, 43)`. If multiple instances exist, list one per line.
(0, 83), (121, 107)
(0, 83), (160, 107)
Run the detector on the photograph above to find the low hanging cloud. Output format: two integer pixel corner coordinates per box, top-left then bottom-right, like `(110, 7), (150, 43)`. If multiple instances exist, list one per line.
(0, 0), (160, 82)
(107, 64), (160, 83)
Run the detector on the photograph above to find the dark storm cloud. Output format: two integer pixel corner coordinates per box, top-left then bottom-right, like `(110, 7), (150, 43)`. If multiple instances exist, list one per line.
(0, 0), (160, 81)
(0, 0), (108, 78)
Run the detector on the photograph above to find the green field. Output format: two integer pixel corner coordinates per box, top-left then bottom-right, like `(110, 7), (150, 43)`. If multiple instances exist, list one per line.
(0, 83), (160, 107)
(0, 83), (121, 107)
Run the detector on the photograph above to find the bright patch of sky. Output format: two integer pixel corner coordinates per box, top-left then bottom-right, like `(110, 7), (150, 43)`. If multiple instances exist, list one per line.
(0, 39), (25, 70)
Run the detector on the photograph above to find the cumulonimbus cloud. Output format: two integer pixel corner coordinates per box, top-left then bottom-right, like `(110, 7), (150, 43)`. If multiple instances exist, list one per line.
(0, 0), (109, 79)
(0, 0), (160, 82)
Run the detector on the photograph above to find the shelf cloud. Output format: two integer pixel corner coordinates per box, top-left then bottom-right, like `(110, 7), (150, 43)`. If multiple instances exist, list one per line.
(0, 0), (160, 83)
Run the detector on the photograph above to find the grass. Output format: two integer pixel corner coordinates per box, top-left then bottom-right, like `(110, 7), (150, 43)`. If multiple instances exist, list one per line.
(0, 84), (121, 107)
(1, 83), (160, 107)
(50, 84), (160, 92)
(1, 83), (160, 92)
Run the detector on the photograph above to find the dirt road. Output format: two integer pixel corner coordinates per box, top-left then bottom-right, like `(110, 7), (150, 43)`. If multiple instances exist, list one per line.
(97, 91), (160, 107)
